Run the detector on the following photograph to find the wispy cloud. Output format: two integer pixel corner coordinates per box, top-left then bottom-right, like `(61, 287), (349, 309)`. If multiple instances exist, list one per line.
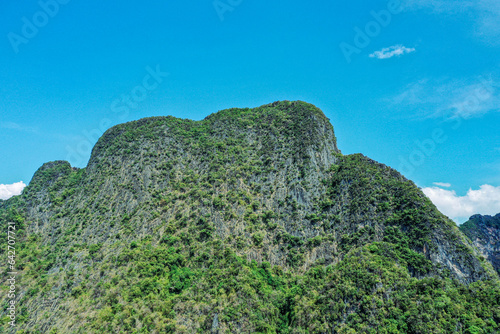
(389, 76), (499, 119)
(0, 181), (26, 200)
(422, 184), (500, 223)
(369, 45), (415, 59)
(433, 182), (451, 187)
(0, 121), (80, 142)
(390, 79), (430, 107)
(448, 78), (499, 118)
(0, 122), (38, 133)
(403, 0), (500, 43)
(402, 0), (475, 13)
(477, 0), (500, 41)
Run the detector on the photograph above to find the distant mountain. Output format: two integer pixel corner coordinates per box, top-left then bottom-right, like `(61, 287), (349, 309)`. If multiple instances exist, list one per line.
(460, 213), (500, 275)
(0, 101), (498, 333)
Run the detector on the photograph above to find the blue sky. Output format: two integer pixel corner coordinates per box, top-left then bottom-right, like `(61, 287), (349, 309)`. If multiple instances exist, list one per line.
(0, 0), (499, 222)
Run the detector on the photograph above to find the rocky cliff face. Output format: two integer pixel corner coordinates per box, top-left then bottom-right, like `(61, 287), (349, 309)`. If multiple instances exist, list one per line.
(460, 213), (500, 274)
(0, 101), (498, 333)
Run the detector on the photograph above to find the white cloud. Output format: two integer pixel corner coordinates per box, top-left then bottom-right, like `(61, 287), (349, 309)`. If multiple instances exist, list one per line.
(422, 184), (500, 223)
(0, 181), (26, 200)
(433, 182), (451, 187)
(369, 45), (415, 59)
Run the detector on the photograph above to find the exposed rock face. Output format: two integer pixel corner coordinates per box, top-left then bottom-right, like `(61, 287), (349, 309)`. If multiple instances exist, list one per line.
(0, 101), (497, 333)
(211, 313), (219, 334)
(460, 213), (500, 274)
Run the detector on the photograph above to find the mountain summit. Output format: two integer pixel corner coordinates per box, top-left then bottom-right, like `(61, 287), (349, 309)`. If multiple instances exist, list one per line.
(1, 101), (499, 333)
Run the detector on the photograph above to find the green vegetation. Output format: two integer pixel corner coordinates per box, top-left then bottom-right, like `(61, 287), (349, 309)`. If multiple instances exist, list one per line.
(0, 101), (498, 333)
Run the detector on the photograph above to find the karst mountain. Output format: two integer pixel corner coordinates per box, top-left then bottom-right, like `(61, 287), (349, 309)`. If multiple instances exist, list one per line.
(1, 101), (499, 333)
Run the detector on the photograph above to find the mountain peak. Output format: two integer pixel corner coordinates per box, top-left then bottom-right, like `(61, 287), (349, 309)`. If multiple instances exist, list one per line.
(2, 102), (499, 333)
(87, 101), (339, 171)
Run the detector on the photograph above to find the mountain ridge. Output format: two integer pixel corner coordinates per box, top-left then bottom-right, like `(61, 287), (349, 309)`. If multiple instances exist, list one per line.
(0, 101), (498, 333)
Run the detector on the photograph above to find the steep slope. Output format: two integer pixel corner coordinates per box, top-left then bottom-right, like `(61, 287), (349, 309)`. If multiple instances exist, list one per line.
(460, 213), (500, 275)
(0, 101), (498, 333)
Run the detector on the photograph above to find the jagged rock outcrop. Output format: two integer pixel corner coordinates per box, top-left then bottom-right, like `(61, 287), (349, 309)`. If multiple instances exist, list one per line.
(460, 213), (500, 274)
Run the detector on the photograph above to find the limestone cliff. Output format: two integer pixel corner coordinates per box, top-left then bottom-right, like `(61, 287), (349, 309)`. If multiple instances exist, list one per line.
(460, 213), (500, 275)
(0, 101), (498, 333)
